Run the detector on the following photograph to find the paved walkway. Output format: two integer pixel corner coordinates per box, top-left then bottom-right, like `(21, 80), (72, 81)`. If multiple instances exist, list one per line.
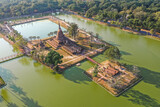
(0, 53), (23, 63)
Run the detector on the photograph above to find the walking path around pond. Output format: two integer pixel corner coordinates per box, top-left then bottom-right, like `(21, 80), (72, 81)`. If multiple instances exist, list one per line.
(10, 16), (52, 26)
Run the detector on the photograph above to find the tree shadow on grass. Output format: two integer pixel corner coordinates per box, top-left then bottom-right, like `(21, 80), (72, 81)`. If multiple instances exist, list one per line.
(120, 51), (132, 56)
(0, 66), (17, 84)
(0, 96), (4, 103)
(139, 67), (160, 88)
(7, 103), (18, 107)
(9, 84), (26, 96)
(108, 41), (121, 47)
(124, 64), (160, 88)
(21, 96), (42, 107)
(122, 89), (160, 107)
(62, 66), (92, 84)
(7, 84), (42, 107)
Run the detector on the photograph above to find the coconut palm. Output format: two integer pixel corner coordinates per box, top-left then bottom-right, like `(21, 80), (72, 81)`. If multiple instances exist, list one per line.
(63, 31), (67, 33)
(89, 32), (94, 42)
(48, 33), (51, 37)
(50, 32), (54, 36)
(95, 33), (100, 39)
(53, 31), (57, 35)
(29, 36), (33, 41)
(33, 36), (36, 40)
(37, 36), (40, 40)
(67, 23), (78, 39)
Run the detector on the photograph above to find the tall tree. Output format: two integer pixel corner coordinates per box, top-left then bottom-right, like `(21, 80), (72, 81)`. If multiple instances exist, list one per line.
(67, 23), (78, 39)
(45, 50), (63, 67)
(150, 29), (155, 36)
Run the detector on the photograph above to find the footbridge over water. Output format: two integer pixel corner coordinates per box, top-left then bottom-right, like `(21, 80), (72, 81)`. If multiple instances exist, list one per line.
(85, 56), (101, 66)
(0, 53), (24, 63)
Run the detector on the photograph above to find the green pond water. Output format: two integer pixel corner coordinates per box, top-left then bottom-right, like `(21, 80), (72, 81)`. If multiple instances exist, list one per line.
(0, 14), (160, 107)
(0, 38), (16, 59)
(12, 19), (66, 39)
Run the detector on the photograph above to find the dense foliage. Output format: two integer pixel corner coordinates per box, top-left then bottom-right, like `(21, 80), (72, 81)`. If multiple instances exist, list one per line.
(66, 0), (160, 33)
(0, 0), (160, 32)
(45, 50), (63, 66)
(93, 64), (99, 77)
(104, 46), (121, 59)
(67, 23), (78, 39)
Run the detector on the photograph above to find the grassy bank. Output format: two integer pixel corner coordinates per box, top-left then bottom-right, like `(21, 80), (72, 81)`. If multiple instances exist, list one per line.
(73, 14), (160, 41)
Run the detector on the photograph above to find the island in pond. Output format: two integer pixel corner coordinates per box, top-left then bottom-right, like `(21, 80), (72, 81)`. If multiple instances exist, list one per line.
(85, 60), (142, 96)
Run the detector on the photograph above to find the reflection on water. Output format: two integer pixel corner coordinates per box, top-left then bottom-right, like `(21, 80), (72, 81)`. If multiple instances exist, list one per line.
(123, 89), (160, 107)
(63, 66), (91, 84)
(0, 38), (16, 59)
(12, 19), (66, 39)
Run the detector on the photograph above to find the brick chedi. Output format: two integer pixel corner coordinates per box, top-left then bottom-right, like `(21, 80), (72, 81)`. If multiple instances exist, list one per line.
(47, 24), (83, 54)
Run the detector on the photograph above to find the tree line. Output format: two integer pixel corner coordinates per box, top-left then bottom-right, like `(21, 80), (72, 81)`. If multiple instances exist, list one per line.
(65, 0), (160, 33)
(0, 0), (160, 33)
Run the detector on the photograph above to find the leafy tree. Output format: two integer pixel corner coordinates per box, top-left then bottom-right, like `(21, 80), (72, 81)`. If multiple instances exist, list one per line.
(48, 33), (51, 38)
(104, 46), (121, 59)
(0, 0), (160, 33)
(67, 23), (78, 39)
(93, 64), (99, 77)
(89, 32), (94, 42)
(150, 29), (155, 36)
(50, 32), (53, 36)
(40, 54), (45, 63)
(29, 36), (33, 41)
(37, 36), (40, 40)
(45, 50), (63, 67)
(32, 36), (37, 40)
(53, 31), (57, 35)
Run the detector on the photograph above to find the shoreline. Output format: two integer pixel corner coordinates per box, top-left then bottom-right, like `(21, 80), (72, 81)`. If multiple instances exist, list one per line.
(4, 12), (160, 42)
(10, 16), (52, 26)
(0, 33), (14, 45)
(72, 14), (160, 41)
(144, 35), (160, 41)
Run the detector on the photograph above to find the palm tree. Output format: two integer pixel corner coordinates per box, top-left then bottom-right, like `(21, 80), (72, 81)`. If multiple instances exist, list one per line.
(29, 36), (33, 41)
(37, 36), (40, 40)
(33, 36), (36, 40)
(53, 31), (57, 35)
(50, 32), (54, 36)
(48, 32), (52, 40)
(150, 29), (155, 36)
(67, 23), (78, 39)
(95, 33), (100, 39)
(48, 33), (51, 38)
(63, 31), (67, 33)
(89, 32), (94, 42)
